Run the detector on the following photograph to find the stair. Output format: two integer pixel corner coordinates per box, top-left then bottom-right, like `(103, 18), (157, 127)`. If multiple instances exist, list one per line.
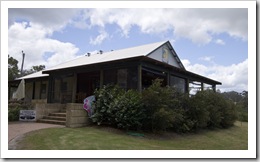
(38, 111), (66, 125)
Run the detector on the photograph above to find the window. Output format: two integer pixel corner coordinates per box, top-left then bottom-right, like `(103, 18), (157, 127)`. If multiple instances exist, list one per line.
(104, 69), (117, 85)
(117, 69), (127, 89)
(170, 75), (185, 93)
(127, 67), (138, 90)
(104, 67), (138, 90)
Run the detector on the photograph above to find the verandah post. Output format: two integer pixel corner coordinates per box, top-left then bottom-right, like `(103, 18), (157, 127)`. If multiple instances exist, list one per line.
(137, 64), (142, 92)
(100, 69), (104, 88)
(72, 73), (77, 103)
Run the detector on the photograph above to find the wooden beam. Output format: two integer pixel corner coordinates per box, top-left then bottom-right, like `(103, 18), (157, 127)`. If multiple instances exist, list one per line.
(137, 64), (142, 92)
(39, 80), (42, 99)
(185, 78), (190, 94)
(32, 81), (35, 100)
(72, 73), (77, 103)
(201, 82), (204, 91)
(167, 71), (170, 86)
(212, 84), (216, 92)
(47, 76), (53, 103)
(100, 69), (104, 88)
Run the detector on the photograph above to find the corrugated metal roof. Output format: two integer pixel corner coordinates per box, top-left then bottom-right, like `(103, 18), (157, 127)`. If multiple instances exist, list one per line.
(16, 71), (49, 80)
(13, 40), (221, 85)
(43, 41), (167, 72)
(16, 41), (169, 80)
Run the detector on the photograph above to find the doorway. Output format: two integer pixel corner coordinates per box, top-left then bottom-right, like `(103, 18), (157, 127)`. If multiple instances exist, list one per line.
(76, 71), (100, 103)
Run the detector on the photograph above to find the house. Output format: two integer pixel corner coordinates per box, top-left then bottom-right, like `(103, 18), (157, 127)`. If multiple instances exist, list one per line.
(9, 40), (221, 104)
(8, 41), (221, 127)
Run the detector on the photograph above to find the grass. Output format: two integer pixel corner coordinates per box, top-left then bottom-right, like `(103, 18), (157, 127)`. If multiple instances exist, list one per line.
(15, 121), (248, 150)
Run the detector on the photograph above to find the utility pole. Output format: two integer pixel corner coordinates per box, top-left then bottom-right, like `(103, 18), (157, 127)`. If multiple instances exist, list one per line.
(21, 51), (25, 76)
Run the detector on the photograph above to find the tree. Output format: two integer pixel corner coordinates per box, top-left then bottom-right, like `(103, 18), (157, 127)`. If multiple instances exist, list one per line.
(240, 90), (248, 109)
(8, 55), (19, 81)
(31, 65), (45, 72)
(9, 55), (46, 79)
(22, 65), (46, 76)
(221, 91), (243, 103)
(221, 90), (248, 122)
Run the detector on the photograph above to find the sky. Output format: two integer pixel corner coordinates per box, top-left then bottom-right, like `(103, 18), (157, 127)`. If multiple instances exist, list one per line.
(8, 8), (248, 92)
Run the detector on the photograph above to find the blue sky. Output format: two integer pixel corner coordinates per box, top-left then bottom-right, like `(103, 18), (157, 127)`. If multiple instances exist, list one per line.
(8, 7), (248, 92)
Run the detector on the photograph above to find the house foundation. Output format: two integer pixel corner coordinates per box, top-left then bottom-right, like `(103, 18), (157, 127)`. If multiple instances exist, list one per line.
(66, 103), (91, 128)
(34, 102), (91, 127)
(34, 102), (65, 120)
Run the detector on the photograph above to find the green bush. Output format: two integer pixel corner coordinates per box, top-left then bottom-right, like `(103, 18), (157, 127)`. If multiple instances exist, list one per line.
(91, 80), (237, 133)
(92, 85), (145, 130)
(187, 90), (237, 130)
(187, 92), (210, 130)
(111, 90), (145, 130)
(220, 100), (237, 128)
(8, 107), (21, 121)
(8, 103), (33, 121)
(91, 84), (124, 126)
(142, 79), (180, 132)
(236, 103), (248, 122)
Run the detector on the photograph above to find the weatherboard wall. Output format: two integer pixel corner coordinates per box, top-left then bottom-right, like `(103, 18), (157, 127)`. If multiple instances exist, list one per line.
(147, 44), (181, 68)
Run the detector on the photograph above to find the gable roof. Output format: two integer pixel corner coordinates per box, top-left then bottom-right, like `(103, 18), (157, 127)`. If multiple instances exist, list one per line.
(42, 40), (183, 73)
(15, 41), (220, 86)
(18, 41), (175, 80)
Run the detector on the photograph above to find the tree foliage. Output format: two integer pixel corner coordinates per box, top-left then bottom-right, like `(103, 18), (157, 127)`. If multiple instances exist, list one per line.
(142, 79), (180, 132)
(221, 90), (248, 122)
(22, 65), (46, 76)
(8, 55), (46, 80)
(8, 55), (19, 80)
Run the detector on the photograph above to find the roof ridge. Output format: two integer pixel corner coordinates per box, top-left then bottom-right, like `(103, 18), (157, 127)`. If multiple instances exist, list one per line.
(107, 40), (167, 54)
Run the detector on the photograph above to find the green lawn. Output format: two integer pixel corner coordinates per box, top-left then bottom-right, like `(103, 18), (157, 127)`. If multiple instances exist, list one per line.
(16, 121), (248, 150)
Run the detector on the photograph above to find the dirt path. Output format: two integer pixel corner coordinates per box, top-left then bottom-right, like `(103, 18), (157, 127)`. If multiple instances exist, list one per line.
(8, 122), (65, 149)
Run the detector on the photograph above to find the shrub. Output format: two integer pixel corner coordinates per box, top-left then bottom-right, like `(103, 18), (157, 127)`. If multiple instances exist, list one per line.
(111, 90), (145, 130)
(236, 103), (248, 122)
(142, 79), (179, 132)
(187, 92), (210, 130)
(8, 106), (21, 121)
(91, 80), (237, 133)
(92, 85), (145, 130)
(91, 84), (124, 126)
(220, 100), (237, 128)
(187, 90), (237, 130)
(8, 103), (33, 121)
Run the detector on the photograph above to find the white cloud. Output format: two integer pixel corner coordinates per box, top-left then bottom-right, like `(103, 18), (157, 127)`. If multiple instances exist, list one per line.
(182, 59), (248, 92)
(8, 8), (247, 52)
(199, 56), (215, 62)
(215, 39), (225, 45)
(80, 8), (247, 45)
(8, 9), (82, 70)
(8, 8), (80, 31)
(89, 30), (109, 45)
(7, 8), (248, 80)
(8, 22), (79, 69)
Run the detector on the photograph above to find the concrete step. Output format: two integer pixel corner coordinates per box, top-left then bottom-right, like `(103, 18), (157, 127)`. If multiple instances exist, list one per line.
(49, 112), (66, 117)
(37, 111), (67, 126)
(37, 119), (66, 125)
(43, 116), (66, 121)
